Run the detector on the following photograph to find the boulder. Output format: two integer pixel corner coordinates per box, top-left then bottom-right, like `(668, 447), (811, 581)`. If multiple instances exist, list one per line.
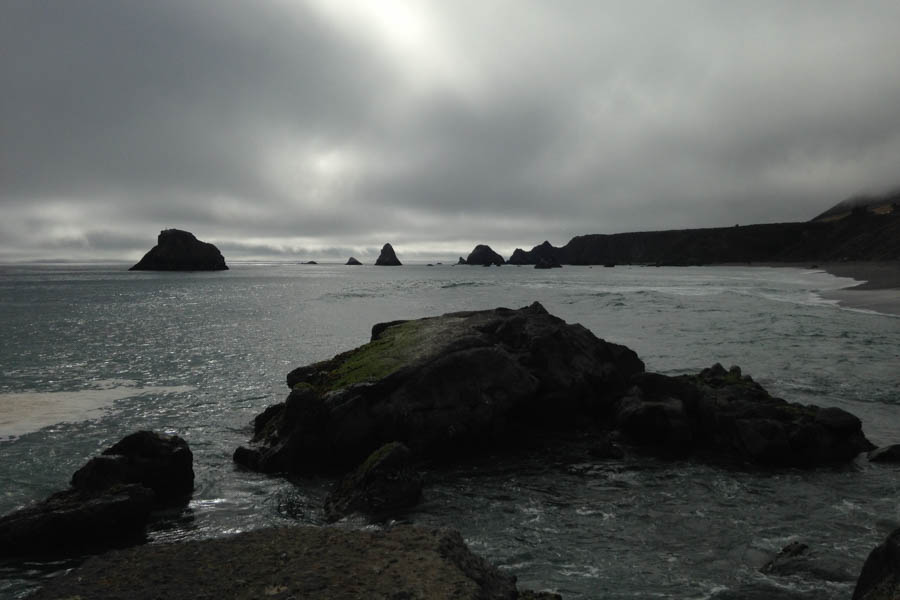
(346, 256), (362, 265)
(853, 528), (900, 600)
(71, 431), (194, 502)
(234, 302), (645, 474)
(324, 442), (423, 522)
(0, 431), (192, 558)
(616, 364), (874, 466)
(868, 444), (900, 463)
(129, 229), (228, 271)
(375, 243), (402, 266)
(466, 244), (505, 266)
(26, 525), (529, 600)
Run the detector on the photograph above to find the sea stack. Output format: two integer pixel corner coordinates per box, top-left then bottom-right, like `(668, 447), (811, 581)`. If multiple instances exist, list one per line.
(465, 244), (505, 266)
(130, 229), (228, 271)
(346, 257), (362, 265)
(375, 243), (402, 266)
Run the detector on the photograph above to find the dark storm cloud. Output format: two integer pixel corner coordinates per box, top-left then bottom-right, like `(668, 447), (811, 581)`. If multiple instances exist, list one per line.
(2, 1), (900, 261)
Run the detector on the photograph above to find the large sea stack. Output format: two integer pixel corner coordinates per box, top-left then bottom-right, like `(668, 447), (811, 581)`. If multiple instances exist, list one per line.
(130, 229), (228, 271)
(465, 244), (505, 266)
(374, 243), (402, 266)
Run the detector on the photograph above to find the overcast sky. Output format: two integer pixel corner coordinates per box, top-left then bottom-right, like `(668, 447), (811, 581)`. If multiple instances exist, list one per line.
(3, 1), (900, 262)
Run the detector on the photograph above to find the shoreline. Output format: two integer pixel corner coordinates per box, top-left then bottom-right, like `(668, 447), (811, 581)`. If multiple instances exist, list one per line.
(818, 261), (900, 316)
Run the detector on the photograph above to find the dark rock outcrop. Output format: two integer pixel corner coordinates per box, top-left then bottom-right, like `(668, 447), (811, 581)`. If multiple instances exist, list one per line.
(234, 302), (645, 474)
(868, 444), (900, 463)
(324, 441), (423, 522)
(375, 243), (402, 266)
(0, 431), (193, 558)
(616, 364), (874, 466)
(27, 525), (534, 600)
(130, 229), (228, 271)
(457, 256), (467, 265)
(466, 244), (505, 266)
(345, 257), (362, 265)
(509, 241), (558, 265)
(853, 528), (900, 600)
(534, 256), (562, 269)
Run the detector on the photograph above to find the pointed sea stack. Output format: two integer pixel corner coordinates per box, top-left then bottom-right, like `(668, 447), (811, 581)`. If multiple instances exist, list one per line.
(130, 229), (227, 271)
(346, 257), (362, 265)
(465, 244), (505, 266)
(375, 243), (402, 266)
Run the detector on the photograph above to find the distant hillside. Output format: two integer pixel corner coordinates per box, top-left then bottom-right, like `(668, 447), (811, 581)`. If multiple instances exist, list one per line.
(812, 189), (900, 222)
(509, 210), (900, 266)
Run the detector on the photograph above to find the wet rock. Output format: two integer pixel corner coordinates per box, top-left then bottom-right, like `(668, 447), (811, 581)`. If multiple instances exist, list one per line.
(129, 229), (227, 271)
(375, 243), (402, 266)
(235, 302), (644, 474)
(853, 528), (900, 600)
(27, 525), (527, 600)
(868, 444), (900, 463)
(0, 431), (193, 558)
(761, 541), (856, 583)
(324, 442), (423, 522)
(345, 257), (362, 265)
(466, 244), (505, 266)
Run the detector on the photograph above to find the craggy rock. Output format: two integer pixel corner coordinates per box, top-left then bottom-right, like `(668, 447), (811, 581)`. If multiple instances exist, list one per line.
(616, 364), (874, 466)
(71, 431), (194, 502)
(466, 244), (505, 266)
(345, 256), (362, 265)
(129, 229), (228, 271)
(509, 241), (559, 266)
(534, 256), (562, 269)
(868, 444), (900, 463)
(375, 243), (402, 266)
(0, 431), (193, 558)
(234, 302), (644, 474)
(457, 256), (468, 265)
(853, 528), (900, 600)
(27, 525), (527, 600)
(0, 484), (154, 558)
(324, 442), (423, 522)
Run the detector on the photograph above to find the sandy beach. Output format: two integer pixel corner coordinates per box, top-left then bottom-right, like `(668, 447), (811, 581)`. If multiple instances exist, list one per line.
(819, 261), (900, 316)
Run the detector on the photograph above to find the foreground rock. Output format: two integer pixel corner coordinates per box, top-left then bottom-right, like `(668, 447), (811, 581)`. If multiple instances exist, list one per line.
(466, 244), (505, 266)
(345, 256), (362, 265)
(130, 229), (228, 271)
(617, 364), (873, 466)
(27, 525), (544, 600)
(853, 528), (900, 600)
(0, 431), (193, 558)
(324, 442), (423, 522)
(235, 302), (644, 474)
(375, 243), (402, 266)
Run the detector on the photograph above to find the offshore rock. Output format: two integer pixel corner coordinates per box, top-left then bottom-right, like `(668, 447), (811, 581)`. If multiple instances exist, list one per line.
(853, 528), (900, 600)
(534, 256), (562, 269)
(0, 431), (192, 558)
(129, 229), (228, 271)
(616, 364), (874, 466)
(234, 302), (645, 474)
(466, 244), (505, 266)
(27, 525), (528, 600)
(345, 256), (362, 265)
(375, 243), (402, 266)
(509, 241), (560, 266)
(457, 256), (467, 265)
(324, 441), (423, 522)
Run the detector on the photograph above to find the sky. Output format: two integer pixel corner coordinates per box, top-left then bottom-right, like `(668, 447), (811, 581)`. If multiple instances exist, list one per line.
(3, 1), (900, 263)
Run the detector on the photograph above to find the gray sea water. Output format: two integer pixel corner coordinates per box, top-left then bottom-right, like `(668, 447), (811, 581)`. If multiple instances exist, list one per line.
(0, 263), (898, 599)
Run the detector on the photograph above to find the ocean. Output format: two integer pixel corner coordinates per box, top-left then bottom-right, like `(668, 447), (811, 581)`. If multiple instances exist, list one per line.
(0, 263), (898, 599)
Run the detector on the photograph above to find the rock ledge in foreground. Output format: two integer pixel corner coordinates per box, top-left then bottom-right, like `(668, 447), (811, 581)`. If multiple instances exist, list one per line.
(26, 525), (541, 600)
(130, 229), (228, 271)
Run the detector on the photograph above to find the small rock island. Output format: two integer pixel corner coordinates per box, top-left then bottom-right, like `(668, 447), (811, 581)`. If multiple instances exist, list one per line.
(375, 243), (402, 266)
(130, 229), (228, 271)
(465, 244), (505, 266)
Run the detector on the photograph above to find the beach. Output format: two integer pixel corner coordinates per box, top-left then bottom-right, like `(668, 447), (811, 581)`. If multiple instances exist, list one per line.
(820, 261), (900, 316)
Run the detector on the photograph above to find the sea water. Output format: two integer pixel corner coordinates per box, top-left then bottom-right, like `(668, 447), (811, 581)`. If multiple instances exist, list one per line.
(0, 263), (898, 599)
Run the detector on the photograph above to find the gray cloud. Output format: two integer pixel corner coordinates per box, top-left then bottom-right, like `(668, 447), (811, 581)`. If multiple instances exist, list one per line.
(2, 1), (900, 261)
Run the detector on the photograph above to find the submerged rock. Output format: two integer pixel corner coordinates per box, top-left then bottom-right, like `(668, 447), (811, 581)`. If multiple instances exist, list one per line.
(129, 229), (227, 271)
(345, 256), (362, 265)
(26, 525), (530, 600)
(375, 243), (402, 266)
(466, 244), (505, 266)
(0, 431), (193, 558)
(324, 441), (423, 522)
(234, 302), (644, 474)
(761, 541), (856, 583)
(853, 528), (900, 600)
